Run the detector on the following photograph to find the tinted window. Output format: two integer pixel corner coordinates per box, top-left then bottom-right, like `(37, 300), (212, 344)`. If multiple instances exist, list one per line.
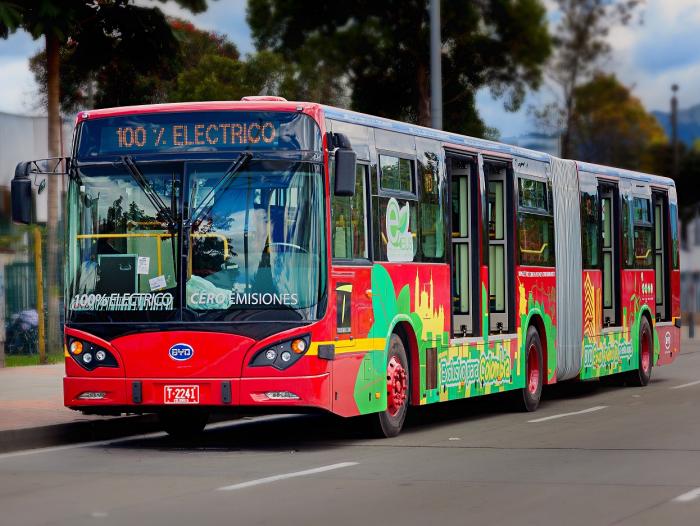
(580, 190), (600, 269)
(331, 164), (369, 260)
(419, 151), (445, 260)
(517, 177), (555, 267)
(380, 155), (414, 193)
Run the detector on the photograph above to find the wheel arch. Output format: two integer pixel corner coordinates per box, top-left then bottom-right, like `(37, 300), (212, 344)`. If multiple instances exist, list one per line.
(390, 319), (420, 405)
(523, 311), (553, 385)
(637, 305), (655, 363)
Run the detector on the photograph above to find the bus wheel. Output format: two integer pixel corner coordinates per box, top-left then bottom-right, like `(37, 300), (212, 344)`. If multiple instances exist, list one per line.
(159, 409), (209, 439)
(373, 334), (410, 438)
(625, 316), (653, 387)
(514, 326), (543, 412)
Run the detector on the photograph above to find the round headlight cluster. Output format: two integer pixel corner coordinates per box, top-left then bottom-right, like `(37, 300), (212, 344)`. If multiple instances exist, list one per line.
(250, 335), (311, 370)
(68, 339), (117, 370)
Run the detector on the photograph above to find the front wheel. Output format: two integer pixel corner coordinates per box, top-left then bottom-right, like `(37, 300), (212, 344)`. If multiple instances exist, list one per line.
(370, 334), (410, 438)
(512, 326), (544, 412)
(159, 409), (209, 439)
(624, 316), (653, 387)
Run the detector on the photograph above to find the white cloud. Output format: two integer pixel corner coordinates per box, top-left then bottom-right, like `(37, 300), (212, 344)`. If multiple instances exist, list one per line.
(0, 58), (41, 115)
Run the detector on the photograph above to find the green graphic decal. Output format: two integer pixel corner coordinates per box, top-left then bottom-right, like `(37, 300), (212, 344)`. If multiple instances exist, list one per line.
(385, 198), (414, 262)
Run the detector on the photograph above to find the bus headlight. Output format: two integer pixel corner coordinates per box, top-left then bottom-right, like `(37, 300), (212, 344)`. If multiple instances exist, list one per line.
(67, 338), (118, 371)
(249, 335), (310, 370)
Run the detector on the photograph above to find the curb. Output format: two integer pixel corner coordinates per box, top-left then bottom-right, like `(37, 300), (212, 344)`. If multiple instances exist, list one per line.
(0, 414), (161, 454)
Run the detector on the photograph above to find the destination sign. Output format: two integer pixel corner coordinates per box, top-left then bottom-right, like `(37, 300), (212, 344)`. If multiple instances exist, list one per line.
(77, 111), (321, 158)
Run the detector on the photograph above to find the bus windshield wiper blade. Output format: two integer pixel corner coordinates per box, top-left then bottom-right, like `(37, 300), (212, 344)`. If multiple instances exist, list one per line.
(120, 155), (175, 229)
(189, 152), (252, 226)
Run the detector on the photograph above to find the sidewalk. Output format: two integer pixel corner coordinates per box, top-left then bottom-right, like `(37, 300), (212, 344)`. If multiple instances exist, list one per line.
(0, 363), (157, 452)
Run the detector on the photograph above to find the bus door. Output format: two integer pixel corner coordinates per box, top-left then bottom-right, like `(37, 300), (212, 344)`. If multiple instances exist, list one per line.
(330, 163), (373, 342)
(447, 153), (481, 337)
(485, 158), (514, 333)
(652, 190), (671, 321)
(599, 182), (620, 327)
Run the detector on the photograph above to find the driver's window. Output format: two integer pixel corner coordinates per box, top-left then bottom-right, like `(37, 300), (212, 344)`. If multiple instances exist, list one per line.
(331, 163), (369, 260)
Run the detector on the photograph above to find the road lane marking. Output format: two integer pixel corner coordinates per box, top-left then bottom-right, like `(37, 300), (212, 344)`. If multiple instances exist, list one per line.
(673, 487), (700, 503)
(217, 462), (358, 491)
(528, 405), (607, 423)
(670, 380), (700, 390)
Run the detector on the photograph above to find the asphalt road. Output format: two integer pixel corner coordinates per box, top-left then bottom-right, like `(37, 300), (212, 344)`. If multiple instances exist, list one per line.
(2, 343), (700, 526)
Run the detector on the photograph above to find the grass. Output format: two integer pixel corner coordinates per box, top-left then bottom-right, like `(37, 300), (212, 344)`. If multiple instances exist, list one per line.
(4, 353), (64, 367)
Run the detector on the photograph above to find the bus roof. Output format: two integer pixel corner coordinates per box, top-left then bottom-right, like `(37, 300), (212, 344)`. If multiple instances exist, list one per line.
(76, 100), (322, 123)
(322, 105), (552, 163)
(321, 105), (674, 188)
(575, 161), (674, 187)
(76, 100), (674, 188)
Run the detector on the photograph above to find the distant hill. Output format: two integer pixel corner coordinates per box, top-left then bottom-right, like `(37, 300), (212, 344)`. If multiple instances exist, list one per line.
(653, 103), (700, 146)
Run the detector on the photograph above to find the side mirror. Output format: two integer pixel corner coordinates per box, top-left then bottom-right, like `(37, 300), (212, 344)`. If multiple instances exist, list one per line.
(11, 162), (32, 224)
(334, 149), (357, 197)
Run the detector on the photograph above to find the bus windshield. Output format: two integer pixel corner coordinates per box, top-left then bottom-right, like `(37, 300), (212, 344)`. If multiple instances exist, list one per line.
(186, 160), (325, 318)
(65, 159), (326, 322)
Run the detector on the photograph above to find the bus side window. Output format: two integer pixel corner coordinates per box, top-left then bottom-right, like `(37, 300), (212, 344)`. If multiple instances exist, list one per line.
(419, 151), (445, 261)
(331, 163), (369, 260)
(517, 177), (555, 267)
(632, 197), (653, 270)
(580, 189), (600, 269)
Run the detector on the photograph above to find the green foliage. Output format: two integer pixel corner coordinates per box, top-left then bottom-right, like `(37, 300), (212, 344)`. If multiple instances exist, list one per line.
(29, 12), (232, 112)
(535, 0), (642, 157)
(173, 50), (288, 102)
(570, 73), (666, 172)
(247, 0), (551, 137)
(29, 11), (322, 111)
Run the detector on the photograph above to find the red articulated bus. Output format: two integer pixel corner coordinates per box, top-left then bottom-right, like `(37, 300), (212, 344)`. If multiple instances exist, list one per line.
(10, 97), (681, 437)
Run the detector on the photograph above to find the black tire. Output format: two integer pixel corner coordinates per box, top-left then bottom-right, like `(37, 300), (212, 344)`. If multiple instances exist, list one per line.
(513, 326), (544, 412)
(159, 408), (209, 439)
(624, 316), (653, 387)
(369, 333), (410, 438)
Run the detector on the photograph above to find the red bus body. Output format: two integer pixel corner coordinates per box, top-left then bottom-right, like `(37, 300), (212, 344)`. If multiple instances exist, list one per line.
(58, 100), (680, 422)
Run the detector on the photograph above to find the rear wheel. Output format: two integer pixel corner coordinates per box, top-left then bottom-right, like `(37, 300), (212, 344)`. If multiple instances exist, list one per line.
(159, 408), (209, 439)
(624, 316), (653, 387)
(513, 326), (543, 412)
(370, 333), (410, 438)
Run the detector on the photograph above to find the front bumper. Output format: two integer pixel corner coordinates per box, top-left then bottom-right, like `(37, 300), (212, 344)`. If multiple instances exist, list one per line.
(64, 373), (332, 411)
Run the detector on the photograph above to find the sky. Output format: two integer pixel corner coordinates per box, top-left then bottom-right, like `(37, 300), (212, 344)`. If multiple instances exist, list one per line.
(0, 0), (698, 138)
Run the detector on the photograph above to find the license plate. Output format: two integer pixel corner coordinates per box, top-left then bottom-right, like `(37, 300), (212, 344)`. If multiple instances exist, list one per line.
(164, 385), (199, 404)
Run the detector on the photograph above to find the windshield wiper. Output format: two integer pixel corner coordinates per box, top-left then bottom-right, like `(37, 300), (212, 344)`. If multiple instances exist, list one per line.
(119, 155), (176, 231)
(188, 152), (252, 227)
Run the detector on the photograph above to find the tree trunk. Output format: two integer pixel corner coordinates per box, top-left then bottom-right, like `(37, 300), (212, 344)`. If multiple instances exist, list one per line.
(45, 33), (61, 364)
(417, 61), (431, 127)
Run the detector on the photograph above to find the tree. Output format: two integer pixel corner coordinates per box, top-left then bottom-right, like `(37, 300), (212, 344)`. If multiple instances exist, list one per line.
(534, 0), (642, 157)
(569, 74), (665, 172)
(29, 17), (239, 113)
(0, 0), (206, 359)
(247, 0), (551, 137)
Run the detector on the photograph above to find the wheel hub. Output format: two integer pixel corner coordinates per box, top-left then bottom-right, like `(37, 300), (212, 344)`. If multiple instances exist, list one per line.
(527, 343), (540, 394)
(387, 355), (408, 416)
(641, 327), (651, 373)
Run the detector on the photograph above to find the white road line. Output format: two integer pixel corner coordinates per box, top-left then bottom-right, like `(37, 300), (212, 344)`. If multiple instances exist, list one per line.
(218, 462), (359, 491)
(670, 380), (700, 390)
(673, 487), (700, 503)
(528, 405), (608, 423)
(0, 414), (298, 461)
(0, 431), (166, 461)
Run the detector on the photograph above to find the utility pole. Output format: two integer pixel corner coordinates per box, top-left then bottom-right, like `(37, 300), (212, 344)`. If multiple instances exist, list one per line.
(671, 84), (679, 180)
(430, 0), (443, 130)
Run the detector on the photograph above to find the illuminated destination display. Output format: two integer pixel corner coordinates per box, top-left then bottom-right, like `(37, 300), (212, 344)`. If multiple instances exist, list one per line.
(113, 121), (277, 149)
(77, 111), (321, 158)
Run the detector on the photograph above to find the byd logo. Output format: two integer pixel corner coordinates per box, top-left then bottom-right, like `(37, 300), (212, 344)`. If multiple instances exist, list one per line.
(169, 343), (194, 361)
